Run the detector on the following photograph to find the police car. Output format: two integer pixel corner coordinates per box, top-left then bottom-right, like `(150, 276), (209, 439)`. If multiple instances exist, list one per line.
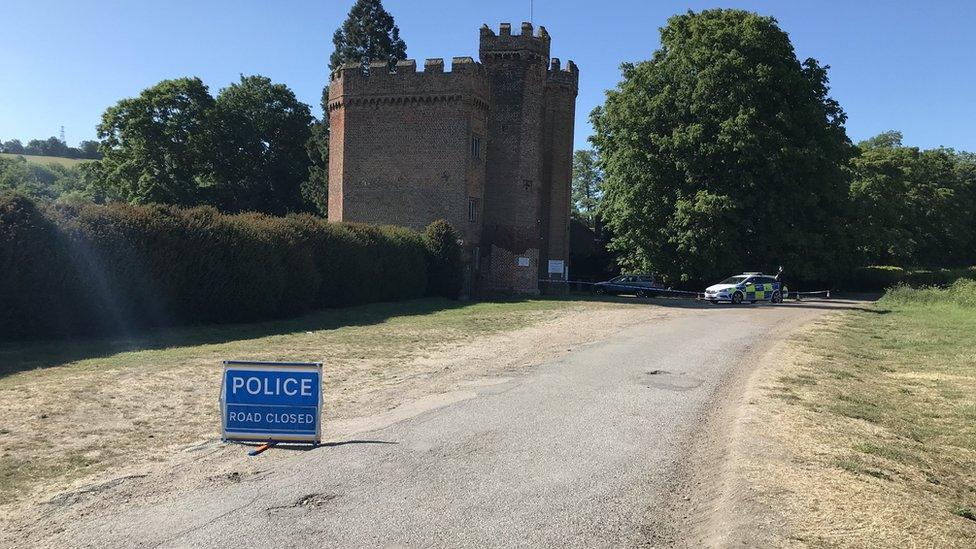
(704, 272), (788, 304)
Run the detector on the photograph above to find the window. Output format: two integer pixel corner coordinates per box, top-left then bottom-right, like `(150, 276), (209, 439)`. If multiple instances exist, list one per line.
(468, 198), (479, 223)
(471, 136), (481, 160)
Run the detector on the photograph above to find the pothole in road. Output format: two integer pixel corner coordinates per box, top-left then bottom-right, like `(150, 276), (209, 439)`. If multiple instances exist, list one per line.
(642, 370), (704, 391)
(267, 492), (340, 513)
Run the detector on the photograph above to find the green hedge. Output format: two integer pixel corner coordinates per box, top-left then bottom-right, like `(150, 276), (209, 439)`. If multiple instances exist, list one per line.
(423, 219), (463, 299)
(848, 265), (976, 291)
(0, 195), (447, 340)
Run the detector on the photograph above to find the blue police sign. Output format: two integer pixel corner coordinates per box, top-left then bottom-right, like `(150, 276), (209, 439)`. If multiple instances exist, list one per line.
(220, 361), (323, 444)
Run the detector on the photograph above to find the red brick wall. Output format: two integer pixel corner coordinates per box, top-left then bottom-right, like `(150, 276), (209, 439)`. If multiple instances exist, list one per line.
(328, 59), (488, 249)
(479, 23), (551, 293)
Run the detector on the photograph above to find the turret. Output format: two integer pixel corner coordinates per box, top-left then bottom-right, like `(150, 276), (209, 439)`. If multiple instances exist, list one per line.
(479, 22), (551, 61)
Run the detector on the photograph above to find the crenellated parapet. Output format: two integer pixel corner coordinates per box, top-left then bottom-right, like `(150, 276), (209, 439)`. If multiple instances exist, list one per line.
(328, 57), (489, 112)
(479, 22), (551, 62)
(546, 58), (579, 92)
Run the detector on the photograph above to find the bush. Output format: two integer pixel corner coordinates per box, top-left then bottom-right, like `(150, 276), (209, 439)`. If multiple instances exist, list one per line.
(881, 279), (976, 308)
(423, 220), (463, 299)
(849, 265), (976, 291)
(0, 196), (432, 340)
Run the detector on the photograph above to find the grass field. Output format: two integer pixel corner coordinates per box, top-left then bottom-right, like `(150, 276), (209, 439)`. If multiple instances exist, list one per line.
(0, 152), (91, 168)
(0, 296), (645, 505)
(771, 280), (976, 546)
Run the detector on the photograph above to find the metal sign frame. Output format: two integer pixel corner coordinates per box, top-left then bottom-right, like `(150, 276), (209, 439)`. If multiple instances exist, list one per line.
(220, 360), (323, 444)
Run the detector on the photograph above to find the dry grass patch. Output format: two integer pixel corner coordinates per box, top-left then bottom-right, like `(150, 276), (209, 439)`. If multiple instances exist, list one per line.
(761, 286), (976, 547)
(0, 296), (650, 508)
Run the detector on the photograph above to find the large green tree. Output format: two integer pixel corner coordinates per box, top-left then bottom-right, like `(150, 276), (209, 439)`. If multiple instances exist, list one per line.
(329, 0), (407, 73)
(850, 131), (975, 268)
(213, 75), (313, 214)
(94, 77), (217, 206)
(572, 149), (603, 229)
(592, 9), (854, 284)
(92, 76), (315, 213)
(304, 0), (408, 217)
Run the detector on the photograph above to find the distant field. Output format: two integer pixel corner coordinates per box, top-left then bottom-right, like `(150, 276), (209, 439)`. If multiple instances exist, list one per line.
(0, 152), (91, 168)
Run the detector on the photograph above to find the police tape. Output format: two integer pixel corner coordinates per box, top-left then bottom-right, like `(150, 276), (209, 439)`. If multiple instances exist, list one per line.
(539, 279), (831, 299)
(792, 290), (831, 297)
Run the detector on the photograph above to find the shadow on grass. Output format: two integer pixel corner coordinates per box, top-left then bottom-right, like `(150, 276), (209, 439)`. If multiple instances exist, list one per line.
(0, 298), (481, 378)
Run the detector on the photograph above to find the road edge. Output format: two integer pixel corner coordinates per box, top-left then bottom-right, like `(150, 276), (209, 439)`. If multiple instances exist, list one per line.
(665, 305), (851, 547)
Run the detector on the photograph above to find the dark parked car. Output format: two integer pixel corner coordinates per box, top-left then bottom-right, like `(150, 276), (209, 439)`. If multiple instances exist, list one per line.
(593, 274), (664, 297)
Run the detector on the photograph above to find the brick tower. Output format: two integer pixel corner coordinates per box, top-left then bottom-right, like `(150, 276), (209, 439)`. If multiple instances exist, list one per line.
(327, 23), (578, 295)
(479, 22), (578, 293)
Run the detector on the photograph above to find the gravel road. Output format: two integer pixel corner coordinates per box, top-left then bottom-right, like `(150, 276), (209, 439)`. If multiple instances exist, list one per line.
(25, 298), (862, 548)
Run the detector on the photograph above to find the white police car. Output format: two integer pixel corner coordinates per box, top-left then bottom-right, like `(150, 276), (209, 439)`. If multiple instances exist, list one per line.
(704, 273), (788, 304)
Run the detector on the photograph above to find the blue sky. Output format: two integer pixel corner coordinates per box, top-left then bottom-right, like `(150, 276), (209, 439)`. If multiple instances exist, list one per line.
(2, 0), (975, 152)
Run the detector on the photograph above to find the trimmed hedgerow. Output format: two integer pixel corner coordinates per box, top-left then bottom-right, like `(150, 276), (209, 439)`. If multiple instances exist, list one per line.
(0, 195), (439, 340)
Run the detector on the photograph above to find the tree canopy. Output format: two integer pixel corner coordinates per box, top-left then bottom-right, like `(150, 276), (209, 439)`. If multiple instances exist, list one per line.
(213, 75), (313, 214)
(592, 9), (854, 284)
(303, 87), (332, 217)
(572, 149), (603, 230)
(850, 132), (976, 268)
(94, 77), (217, 206)
(329, 0), (407, 73)
(91, 76), (315, 214)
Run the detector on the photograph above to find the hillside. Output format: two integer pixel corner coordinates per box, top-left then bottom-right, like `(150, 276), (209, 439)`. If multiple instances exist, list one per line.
(0, 152), (92, 168)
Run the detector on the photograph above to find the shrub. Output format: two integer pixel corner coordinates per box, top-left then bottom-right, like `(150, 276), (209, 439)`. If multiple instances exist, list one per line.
(423, 220), (463, 299)
(881, 279), (976, 308)
(849, 265), (976, 291)
(0, 196), (433, 340)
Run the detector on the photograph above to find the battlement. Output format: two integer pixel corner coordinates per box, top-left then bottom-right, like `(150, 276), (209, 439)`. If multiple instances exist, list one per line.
(546, 58), (579, 90)
(331, 56), (484, 81)
(329, 57), (489, 109)
(479, 22), (550, 60)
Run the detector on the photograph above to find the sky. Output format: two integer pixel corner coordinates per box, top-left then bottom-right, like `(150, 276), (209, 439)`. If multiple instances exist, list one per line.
(2, 0), (975, 152)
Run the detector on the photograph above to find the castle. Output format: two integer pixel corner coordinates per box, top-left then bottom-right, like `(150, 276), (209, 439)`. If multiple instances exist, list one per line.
(327, 22), (578, 294)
